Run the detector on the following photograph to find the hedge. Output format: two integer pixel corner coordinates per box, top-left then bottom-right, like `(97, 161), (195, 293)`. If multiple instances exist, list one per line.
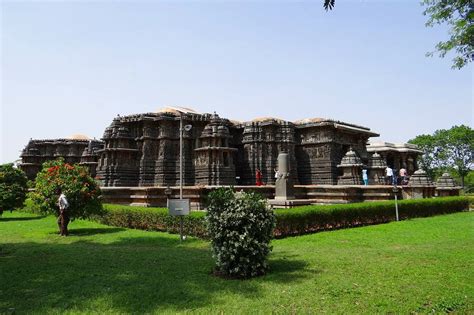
(21, 197), (470, 239)
(273, 196), (470, 237)
(95, 204), (208, 238)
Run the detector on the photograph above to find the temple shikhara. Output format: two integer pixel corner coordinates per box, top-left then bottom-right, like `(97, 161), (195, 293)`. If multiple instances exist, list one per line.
(20, 107), (422, 186)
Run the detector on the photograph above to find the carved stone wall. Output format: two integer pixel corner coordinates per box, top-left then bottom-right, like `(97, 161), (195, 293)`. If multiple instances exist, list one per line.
(20, 138), (103, 180)
(94, 113), (381, 187)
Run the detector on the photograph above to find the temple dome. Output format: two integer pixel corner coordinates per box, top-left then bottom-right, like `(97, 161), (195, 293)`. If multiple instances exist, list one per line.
(67, 134), (90, 140)
(294, 117), (327, 124)
(156, 106), (199, 115)
(251, 117), (284, 123)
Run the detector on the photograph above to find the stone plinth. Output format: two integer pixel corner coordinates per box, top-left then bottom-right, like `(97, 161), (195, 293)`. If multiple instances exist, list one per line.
(101, 185), (406, 209)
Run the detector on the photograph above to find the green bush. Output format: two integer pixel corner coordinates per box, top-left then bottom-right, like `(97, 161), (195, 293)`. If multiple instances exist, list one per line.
(274, 196), (470, 237)
(29, 159), (103, 220)
(206, 188), (276, 279)
(96, 204), (207, 238)
(0, 164), (28, 216)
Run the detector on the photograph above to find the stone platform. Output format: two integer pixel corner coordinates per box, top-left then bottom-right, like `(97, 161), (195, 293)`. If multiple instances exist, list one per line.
(100, 185), (408, 210)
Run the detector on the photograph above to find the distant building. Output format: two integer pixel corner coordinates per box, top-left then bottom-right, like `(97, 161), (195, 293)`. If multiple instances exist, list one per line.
(19, 134), (103, 180)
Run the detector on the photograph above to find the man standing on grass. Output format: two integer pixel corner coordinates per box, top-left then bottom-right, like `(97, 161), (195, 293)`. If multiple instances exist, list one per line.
(57, 188), (69, 236)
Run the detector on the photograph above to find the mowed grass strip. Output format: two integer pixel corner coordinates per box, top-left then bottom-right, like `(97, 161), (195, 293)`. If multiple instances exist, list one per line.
(0, 211), (472, 314)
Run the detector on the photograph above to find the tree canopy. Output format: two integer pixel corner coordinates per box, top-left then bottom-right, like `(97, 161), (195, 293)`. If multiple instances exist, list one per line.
(409, 125), (473, 187)
(422, 0), (474, 69)
(0, 164), (28, 216)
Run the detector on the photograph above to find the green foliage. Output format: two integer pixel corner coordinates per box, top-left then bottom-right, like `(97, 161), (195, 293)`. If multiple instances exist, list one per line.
(274, 196), (469, 237)
(206, 188), (276, 278)
(409, 125), (474, 186)
(324, 0), (335, 10)
(29, 159), (103, 220)
(0, 164), (28, 215)
(97, 204), (207, 238)
(422, 0), (474, 69)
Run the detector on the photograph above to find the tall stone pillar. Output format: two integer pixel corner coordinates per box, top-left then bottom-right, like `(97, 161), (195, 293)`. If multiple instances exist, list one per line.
(275, 153), (294, 200)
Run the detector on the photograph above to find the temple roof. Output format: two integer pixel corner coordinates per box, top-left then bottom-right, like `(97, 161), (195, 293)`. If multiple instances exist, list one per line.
(367, 142), (422, 154)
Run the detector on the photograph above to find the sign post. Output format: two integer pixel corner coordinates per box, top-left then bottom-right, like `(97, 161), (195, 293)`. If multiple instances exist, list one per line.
(392, 185), (399, 221)
(167, 113), (192, 241)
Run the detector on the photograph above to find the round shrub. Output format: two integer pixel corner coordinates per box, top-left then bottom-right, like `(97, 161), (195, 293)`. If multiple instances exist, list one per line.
(206, 188), (276, 279)
(30, 159), (103, 220)
(0, 164), (28, 216)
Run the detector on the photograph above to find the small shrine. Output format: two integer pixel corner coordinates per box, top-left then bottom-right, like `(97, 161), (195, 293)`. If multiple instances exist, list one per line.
(337, 148), (364, 185)
(368, 152), (387, 185)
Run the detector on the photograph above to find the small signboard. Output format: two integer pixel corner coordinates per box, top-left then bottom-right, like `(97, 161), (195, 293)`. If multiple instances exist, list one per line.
(168, 199), (190, 216)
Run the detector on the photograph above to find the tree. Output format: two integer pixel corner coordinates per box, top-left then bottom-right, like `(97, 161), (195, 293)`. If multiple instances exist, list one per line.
(409, 125), (474, 187)
(324, 0), (335, 11)
(29, 159), (103, 234)
(0, 164), (28, 216)
(422, 0), (473, 69)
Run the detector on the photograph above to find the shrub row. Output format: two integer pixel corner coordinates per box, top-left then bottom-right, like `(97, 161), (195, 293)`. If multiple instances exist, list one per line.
(95, 204), (208, 238)
(22, 197), (469, 238)
(85, 197), (469, 239)
(273, 196), (470, 237)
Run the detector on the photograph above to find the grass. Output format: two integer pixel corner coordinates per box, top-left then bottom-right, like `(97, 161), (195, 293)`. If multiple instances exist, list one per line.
(1, 211), (473, 314)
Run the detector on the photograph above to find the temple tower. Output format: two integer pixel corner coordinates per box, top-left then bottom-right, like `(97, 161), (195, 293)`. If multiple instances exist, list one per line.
(194, 113), (237, 185)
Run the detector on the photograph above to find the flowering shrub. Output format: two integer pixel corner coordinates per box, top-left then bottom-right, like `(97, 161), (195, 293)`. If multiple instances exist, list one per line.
(0, 164), (28, 216)
(30, 159), (103, 220)
(206, 188), (276, 279)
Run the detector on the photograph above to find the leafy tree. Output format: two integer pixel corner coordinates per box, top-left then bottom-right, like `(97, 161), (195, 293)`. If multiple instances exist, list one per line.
(409, 125), (474, 187)
(0, 164), (28, 216)
(29, 159), (103, 234)
(206, 188), (275, 279)
(422, 0), (473, 69)
(324, 0), (335, 10)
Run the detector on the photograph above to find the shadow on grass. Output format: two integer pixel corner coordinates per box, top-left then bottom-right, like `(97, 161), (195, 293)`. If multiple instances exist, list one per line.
(0, 236), (311, 314)
(0, 215), (47, 222)
(46, 227), (127, 236)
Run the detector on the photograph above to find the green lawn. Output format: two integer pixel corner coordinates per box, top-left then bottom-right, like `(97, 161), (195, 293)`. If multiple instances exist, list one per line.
(1, 211), (473, 314)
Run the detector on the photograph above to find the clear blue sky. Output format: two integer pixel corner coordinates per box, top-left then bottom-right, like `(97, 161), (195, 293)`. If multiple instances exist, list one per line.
(1, 0), (472, 163)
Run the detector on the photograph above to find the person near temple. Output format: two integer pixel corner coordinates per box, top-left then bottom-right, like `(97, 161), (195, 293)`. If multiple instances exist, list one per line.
(385, 166), (393, 185)
(256, 168), (263, 186)
(57, 188), (70, 236)
(392, 168), (398, 185)
(399, 167), (408, 185)
(362, 169), (368, 186)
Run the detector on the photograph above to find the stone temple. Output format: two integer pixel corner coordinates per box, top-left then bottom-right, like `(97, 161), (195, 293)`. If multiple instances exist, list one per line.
(95, 107), (381, 187)
(20, 107), (423, 189)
